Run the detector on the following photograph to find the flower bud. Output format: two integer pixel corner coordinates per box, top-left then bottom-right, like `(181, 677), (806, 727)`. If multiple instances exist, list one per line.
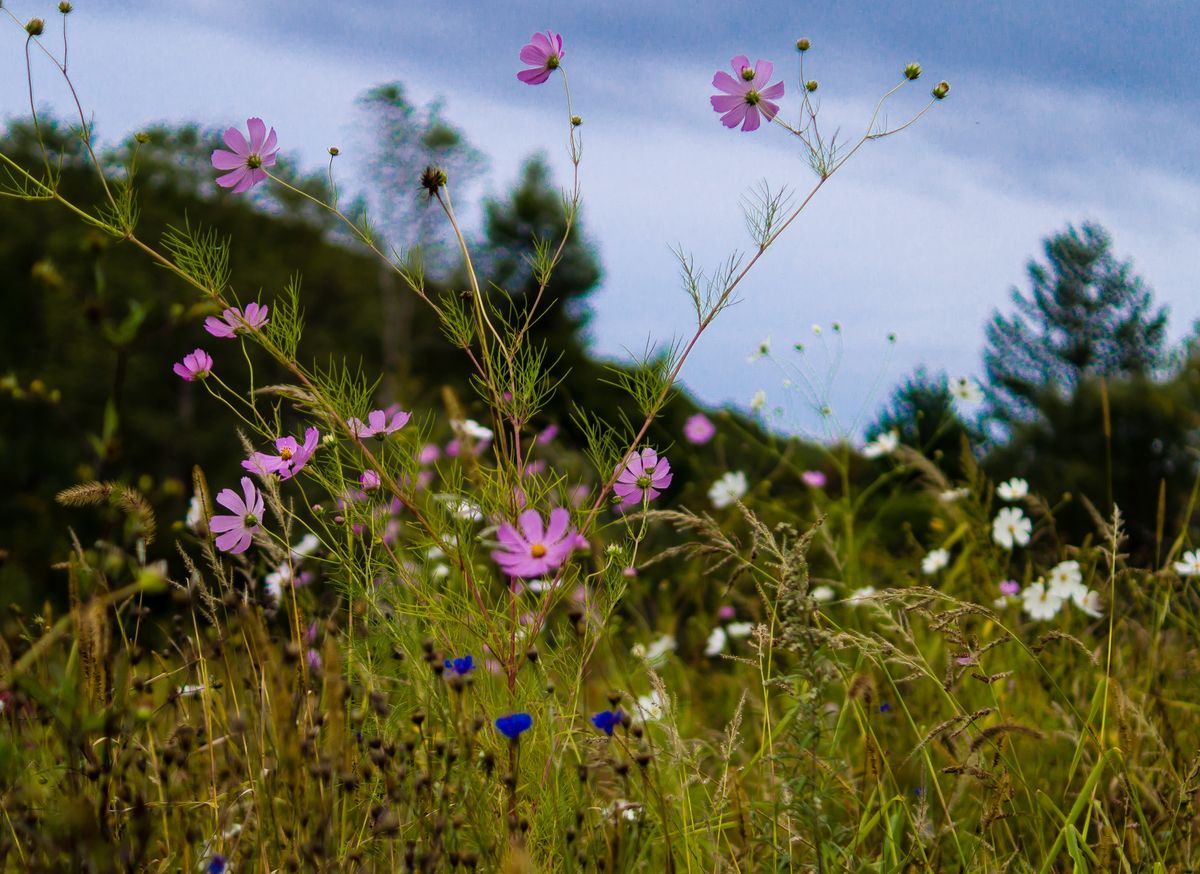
(134, 131), (150, 144)
(805, 80), (819, 93)
(328, 146), (340, 156)
(796, 38), (811, 52)
(420, 165), (447, 196)
(904, 63), (922, 81)
(25, 18), (44, 35)
(932, 80), (950, 100)
(58, 2), (73, 12)
(570, 115), (582, 127)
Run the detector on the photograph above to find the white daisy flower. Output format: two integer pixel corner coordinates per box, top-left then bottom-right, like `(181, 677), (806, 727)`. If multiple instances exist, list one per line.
(726, 621), (755, 638)
(704, 627), (728, 656)
(1046, 560), (1086, 601)
(635, 688), (669, 721)
(810, 585), (835, 602)
(848, 586), (877, 604)
(1173, 550), (1200, 576)
(949, 376), (983, 405)
(1021, 581), (1064, 620)
(709, 471), (749, 509)
(996, 478), (1029, 501)
(862, 430), (899, 459)
(631, 634), (677, 668)
(921, 548), (950, 575)
(992, 506), (1032, 550)
(748, 336), (771, 362)
(451, 418), (494, 442)
(1073, 589), (1104, 618)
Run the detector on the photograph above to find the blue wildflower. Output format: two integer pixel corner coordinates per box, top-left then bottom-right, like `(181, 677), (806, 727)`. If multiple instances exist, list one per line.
(879, 702), (891, 713)
(207, 855), (227, 874)
(495, 712), (533, 740)
(591, 709), (624, 736)
(444, 655), (475, 676)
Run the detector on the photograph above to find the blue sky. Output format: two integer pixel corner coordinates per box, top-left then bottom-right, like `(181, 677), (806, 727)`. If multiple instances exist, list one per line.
(3, 0), (1198, 438)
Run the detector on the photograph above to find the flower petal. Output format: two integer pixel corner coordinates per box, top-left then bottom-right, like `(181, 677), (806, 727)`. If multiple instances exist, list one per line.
(215, 168), (248, 189)
(215, 487), (246, 515)
(518, 509), (544, 544)
(222, 126), (249, 155)
(246, 117), (267, 153)
(711, 71), (746, 95)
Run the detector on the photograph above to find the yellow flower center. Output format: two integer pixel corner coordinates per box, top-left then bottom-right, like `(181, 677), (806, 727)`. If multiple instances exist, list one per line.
(745, 90), (761, 106)
(280, 448), (293, 461)
(246, 154), (262, 169)
(530, 543), (547, 558)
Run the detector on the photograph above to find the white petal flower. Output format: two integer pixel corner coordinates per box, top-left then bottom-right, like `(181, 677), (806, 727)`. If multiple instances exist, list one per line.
(709, 471), (749, 509)
(1021, 581), (1064, 620)
(992, 506), (1032, 550)
(1173, 549), (1200, 576)
(1046, 560), (1086, 601)
(452, 418), (494, 442)
(726, 621), (755, 638)
(949, 376), (983, 405)
(862, 430), (899, 459)
(996, 478), (1029, 501)
(921, 548), (950, 575)
(939, 487), (969, 503)
(290, 533), (321, 558)
(810, 585), (835, 602)
(635, 688), (669, 721)
(633, 634), (677, 668)
(747, 336), (772, 362)
(848, 586), (876, 604)
(749, 389), (767, 412)
(185, 496), (205, 532)
(704, 627), (728, 656)
(1073, 589), (1104, 618)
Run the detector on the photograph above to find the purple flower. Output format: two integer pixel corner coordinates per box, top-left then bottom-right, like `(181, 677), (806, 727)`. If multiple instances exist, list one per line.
(491, 507), (576, 578)
(360, 470), (381, 491)
(305, 648), (322, 671)
(591, 709), (624, 736)
(613, 448), (673, 504)
(209, 476), (263, 554)
(418, 443), (441, 465)
(802, 470), (827, 488)
(206, 856), (227, 874)
(348, 408), (411, 439)
(717, 605), (736, 621)
(172, 348), (213, 382)
(495, 712), (533, 740)
(444, 655), (475, 676)
(243, 427), (320, 481)
(211, 117), (279, 193)
(204, 302), (269, 338)
(518, 31), (564, 85)
(711, 55), (785, 132)
(536, 424), (560, 445)
(999, 579), (1021, 596)
(684, 413), (715, 445)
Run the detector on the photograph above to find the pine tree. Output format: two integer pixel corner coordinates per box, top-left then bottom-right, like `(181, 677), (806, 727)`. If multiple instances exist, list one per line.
(983, 222), (1167, 428)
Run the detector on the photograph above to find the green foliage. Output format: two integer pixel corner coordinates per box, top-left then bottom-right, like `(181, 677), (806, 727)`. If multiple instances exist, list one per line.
(984, 222), (1168, 428)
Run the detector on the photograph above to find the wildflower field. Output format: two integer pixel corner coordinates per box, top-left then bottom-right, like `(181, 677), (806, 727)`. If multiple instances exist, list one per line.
(2, 7), (1200, 873)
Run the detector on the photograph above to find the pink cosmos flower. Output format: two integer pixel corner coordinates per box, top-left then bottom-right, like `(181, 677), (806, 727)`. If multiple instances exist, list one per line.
(999, 579), (1021, 596)
(536, 424), (560, 445)
(491, 507), (576, 578)
(243, 427), (320, 481)
(613, 448), (674, 504)
(360, 470), (381, 490)
(209, 476), (264, 554)
(204, 303), (270, 338)
(710, 55), (785, 132)
(518, 31), (564, 85)
(418, 443), (441, 465)
(348, 408), (411, 439)
(684, 413), (716, 445)
(717, 605), (736, 620)
(802, 470), (827, 488)
(173, 348), (213, 381)
(211, 117), (279, 193)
